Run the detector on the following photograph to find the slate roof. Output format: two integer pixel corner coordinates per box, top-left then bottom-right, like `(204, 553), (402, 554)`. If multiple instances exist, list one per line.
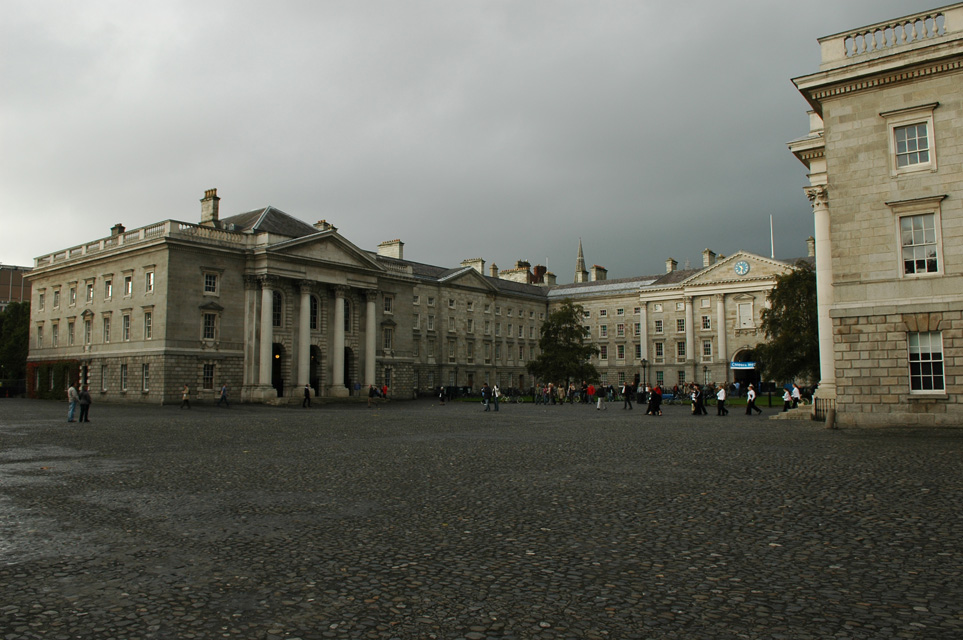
(219, 207), (318, 238)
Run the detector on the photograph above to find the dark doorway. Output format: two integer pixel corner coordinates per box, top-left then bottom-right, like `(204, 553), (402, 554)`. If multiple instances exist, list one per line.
(343, 347), (352, 390)
(310, 345), (322, 396)
(731, 349), (759, 395)
(272, 343), (285, 397)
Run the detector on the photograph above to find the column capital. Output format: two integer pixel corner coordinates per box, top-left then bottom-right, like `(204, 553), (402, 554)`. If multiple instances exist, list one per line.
(364, 289), (378, 303)
(298, 280), (315, 295)
(244, 275), (260, 290)
(333, 284), (349, 298)
(258, 274), (280, 289)
(805, 185), (829, 209)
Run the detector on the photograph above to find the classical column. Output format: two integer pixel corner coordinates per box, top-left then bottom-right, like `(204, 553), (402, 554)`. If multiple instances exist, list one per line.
(297, 281), (313, 389)
(638, 302), (648, 360)
(807, 185), (836, 399)
(242, 275), (259, 392)
(716, 294), (727, 382)
(684, 296), (694, 380)
(364, 290), (377, 386)
(331, 286), (346, 395)
(258, 276), (277, 393)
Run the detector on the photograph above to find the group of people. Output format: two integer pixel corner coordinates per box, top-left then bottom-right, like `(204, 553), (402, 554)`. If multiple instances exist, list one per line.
(66, 382), (92, 423)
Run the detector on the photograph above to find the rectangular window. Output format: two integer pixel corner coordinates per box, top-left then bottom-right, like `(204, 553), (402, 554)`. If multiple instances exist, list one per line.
(676, 318), (685, 333)
(413, 295), (420, 305)
(38, 291), (45, 311)
(600, 345), (608, 360)
(495, 344), (502, 361)
(68, 321), (75, 345)
(123, 276), (132, 296)
(900, 213), (938, 275)
(702, 315), (711, 330)
(85, 283), (94, 303)
(678, 371), (686, 386)
(203, 363), (215, 389)
(908, 331), (944, 392)
(203, 313), (217, 340)
(53, 289), (60, 308)
(485, 342), (492, 364)
(122, 314), (131, 341)
(69, 287), (77, 305)
(145, 271), (154, 292)
(448, 298), (455, 309)
(518, 345), (524, 361)
(617, 344), (625, 360)
(120, 364), (128, 391)
(703, 340), (713, 358)
(485, 321), (491, 335)
(616, 308), (624, 316)
(677, 342), (686, 358)
(144, 312), (152, 340)
(103, 317), (111, 343)
(599, 309), (607, 318)
(655, 319), (663, 334)
(448, 341), (455, 363)
(517, 325), (523, 338)
(466, 341), (474, 363)
(142, 364), (150, 391)
(656, 370), (664, 385)
(616, 323), (625, 337)
(583, 310), (591, 319)
(36, 324), (43, 348)
(467, 318), (474, 334)
(634, 322), (641, 336)
(467, 301), (474, 312)
(104, 280), (112, 299)
(414, 313), (421, 329)
(618, 372), (626, 385)
(738, 302), (753, 328)
(655, 342), (664, 358)
(427, 297), (435, 307)
(384, 296), (393, 314)
(383, 327), (393, 350)
(634, 344), (642, 359)
(52, 324), (59, 347)
(204, 274), (218, 293)
(84, 319), (92, 344)
(448, 316), (455, 332)
(427, 315), (435, 331)
(895, 123), (929, 168)
(507, 308), (513, 317)
(599, 325), (607, 338)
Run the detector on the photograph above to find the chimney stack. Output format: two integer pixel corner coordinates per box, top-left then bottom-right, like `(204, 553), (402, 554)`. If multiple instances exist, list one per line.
(532, 264), (547, 284)
(489, 263), (498, 278)
(110, 223), (126, 237)
(702, 248), (716, 267)
(461, 258), (485, 274)
(665, 258), (677, 274)
(590, 265), (608, 281)
(377, 239), (404, 259)
(200, 188), (220, 226)
(314, 220), (338, 232)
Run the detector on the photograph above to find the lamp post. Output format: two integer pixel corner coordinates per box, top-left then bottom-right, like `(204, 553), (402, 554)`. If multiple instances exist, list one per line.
(642, 358), (648, 386)
(703, 365), (708, 385)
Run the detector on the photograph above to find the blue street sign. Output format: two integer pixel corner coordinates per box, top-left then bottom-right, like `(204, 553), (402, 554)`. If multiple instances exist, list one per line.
(730, 362), (756, 369)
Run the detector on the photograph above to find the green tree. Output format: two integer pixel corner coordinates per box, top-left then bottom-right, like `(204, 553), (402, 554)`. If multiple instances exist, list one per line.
(755, 261), (819, 383)
(0, 301), (30, 380)
(527, 299), (599, 385)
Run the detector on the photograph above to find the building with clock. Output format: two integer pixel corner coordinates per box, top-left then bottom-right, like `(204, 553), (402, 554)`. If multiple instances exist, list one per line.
(25, 188), (809, 404)
(790, 4), (963, 426)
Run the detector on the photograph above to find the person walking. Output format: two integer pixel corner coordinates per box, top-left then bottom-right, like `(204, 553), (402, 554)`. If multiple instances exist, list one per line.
(481, 382), (492, 411)
(783, 387), (793, 412)
(746, 384), (762, 415)
(67, 382), (80, 422)
(791, 383), (801, 409)
(367, 384), (377, 408)
(216, 382), (230, 408)
(180, 384), (191, 409)
(492, 384), (500, 412)
(78, 385), (92, 423)
(622, 382), (633, 410)
(302, 383), (312, 408)
(716, 384), (728, 416)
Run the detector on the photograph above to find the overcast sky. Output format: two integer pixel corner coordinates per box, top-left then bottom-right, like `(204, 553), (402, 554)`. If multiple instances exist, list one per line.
(1, 0), (942, 281)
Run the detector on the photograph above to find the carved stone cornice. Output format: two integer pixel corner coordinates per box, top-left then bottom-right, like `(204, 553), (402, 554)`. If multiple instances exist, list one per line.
(364, 290), (378, 303)
(805, 185), (829, 209)
(808, 59), (963, 104)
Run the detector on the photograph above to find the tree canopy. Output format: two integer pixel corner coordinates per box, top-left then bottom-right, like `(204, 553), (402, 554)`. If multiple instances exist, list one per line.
(755, 261), (819, 384)
(526, 299), (599, 384)
(0, 301), (30, 380)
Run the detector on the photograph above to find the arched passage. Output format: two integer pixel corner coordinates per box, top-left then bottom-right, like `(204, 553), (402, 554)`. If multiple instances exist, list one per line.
(272, 342), (285, 397)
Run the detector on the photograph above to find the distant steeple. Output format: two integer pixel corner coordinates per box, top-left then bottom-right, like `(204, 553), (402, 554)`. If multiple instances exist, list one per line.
(575, 238), (588, 283)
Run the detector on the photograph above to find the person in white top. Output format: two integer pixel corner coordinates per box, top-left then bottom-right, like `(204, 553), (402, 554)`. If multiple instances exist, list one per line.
(746, 384), (762, 415)
(716, 385), (728, 416)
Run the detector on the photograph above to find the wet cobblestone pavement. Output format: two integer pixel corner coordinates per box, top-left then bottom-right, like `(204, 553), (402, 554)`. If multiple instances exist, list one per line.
(1, 398), (962, 639)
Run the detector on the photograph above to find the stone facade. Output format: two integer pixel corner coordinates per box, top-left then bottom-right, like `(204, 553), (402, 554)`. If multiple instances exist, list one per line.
(791, 4), (963, 426)
(27, 190), (805, 404)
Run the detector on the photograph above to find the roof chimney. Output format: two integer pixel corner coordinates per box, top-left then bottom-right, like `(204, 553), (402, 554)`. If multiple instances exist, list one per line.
(702, 248), (716, 267)
(314, 220), (337, 232)
(200, 188), (220, 226)
(461, 258), (485, 274)
(665, 258), (677, 274)
(489, 263), (498, 278)
(590, 265), (607, 281)
(377, 239), (404, 260)
(807, 236), (816, 257)
(110, 223), (126, 237)
(532, 264), (547, 284)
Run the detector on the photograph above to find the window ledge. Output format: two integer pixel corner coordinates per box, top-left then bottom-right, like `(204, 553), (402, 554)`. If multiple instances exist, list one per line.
(908, 392), (948, 401)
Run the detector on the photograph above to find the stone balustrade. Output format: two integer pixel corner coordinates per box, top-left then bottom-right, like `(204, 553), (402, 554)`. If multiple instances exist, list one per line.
(34, 220), (248, 268)
(818, 4), (963, 68)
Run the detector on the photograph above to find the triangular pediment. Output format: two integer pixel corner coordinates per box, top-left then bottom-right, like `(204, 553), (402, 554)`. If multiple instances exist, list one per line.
(267, 231), (384, 272)
(437, 267), (499, 292)
(681, 252), (794, 286)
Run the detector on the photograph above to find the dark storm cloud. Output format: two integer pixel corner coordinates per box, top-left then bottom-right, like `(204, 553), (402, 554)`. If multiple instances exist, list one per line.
(0, 0), (941, 280)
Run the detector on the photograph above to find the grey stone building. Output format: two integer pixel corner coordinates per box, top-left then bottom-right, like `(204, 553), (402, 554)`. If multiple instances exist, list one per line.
(790, 4), (963, 426)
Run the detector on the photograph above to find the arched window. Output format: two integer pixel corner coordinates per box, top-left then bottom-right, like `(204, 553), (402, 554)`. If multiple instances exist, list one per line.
(344, 299), (351, 333)
(273, 291), (283, 328)
(310, 295), (320, 330)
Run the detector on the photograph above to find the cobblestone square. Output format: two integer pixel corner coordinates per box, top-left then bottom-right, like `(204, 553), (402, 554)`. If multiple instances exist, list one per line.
(1, 398), (962, 639)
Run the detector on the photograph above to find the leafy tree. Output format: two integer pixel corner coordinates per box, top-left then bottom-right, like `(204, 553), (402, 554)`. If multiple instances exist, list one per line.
(0, 301), (30, 380)
(527, 299), (599, 385)
(755, 261), (819, 383)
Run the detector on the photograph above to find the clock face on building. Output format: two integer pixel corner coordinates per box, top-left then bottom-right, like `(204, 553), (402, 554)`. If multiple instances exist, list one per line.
(734, 260), (750, 276)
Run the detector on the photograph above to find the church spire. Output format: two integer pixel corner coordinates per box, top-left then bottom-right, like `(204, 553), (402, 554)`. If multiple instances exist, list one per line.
(575, 238), (588, 283)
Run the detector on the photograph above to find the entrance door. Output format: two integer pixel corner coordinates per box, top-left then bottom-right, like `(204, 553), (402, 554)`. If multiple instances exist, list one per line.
(272, 343), (285, 397)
